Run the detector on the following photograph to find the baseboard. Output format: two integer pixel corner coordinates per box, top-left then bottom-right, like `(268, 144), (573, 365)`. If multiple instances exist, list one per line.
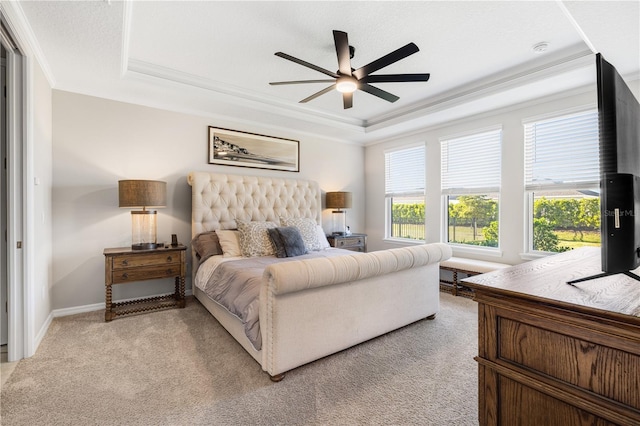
(33, 311), (54, 356)
(52, 302), (105, 318)
(51, 289), (194, 318)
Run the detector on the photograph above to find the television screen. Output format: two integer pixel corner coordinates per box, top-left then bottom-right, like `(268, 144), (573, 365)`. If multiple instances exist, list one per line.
(597, 53), (640, 277)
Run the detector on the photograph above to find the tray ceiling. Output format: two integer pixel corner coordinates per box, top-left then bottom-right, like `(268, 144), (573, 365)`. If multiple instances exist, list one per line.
(12, 1), (640, 144)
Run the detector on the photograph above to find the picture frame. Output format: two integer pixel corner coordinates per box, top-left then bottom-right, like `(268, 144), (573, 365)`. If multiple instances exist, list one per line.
(208, 126), (299, 172)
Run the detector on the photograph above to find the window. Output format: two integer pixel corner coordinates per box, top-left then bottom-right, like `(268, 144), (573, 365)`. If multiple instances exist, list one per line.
(385, 145), (425, 241)
(524, 109), (600, 253)
(441, 129), (502, 248)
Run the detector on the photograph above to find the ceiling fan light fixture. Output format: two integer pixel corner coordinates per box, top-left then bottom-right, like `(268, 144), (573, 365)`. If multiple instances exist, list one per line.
(336, 77), (358, 93)
(271, 30), (428, 108)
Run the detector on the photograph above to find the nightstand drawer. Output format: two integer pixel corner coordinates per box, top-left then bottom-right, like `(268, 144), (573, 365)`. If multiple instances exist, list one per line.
(336, 236), (365, 248)
(112, 265), (181, 284)
(111, 252), (180, 269)
(327, 233), (367, 252)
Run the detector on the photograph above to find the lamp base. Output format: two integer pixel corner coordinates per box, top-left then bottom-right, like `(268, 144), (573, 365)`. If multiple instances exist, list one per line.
(131, 242), (159, 250)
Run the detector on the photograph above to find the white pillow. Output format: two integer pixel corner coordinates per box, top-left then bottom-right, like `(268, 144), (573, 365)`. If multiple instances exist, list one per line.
(316, 225), (330, 249)
(215, 229), (242, 257)
(236, 220), (277, 257)
(280, 217), (322, 251)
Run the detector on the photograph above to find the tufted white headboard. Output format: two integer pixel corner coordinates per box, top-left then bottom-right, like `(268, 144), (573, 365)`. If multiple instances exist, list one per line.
(187, 171), (322, 238)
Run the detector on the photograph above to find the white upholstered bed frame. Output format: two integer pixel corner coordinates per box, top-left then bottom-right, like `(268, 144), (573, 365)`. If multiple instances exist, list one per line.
(188, 171), (451, 380)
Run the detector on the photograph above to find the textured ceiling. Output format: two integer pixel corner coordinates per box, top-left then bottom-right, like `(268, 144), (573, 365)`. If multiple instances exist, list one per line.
(13, 1), (640, 144)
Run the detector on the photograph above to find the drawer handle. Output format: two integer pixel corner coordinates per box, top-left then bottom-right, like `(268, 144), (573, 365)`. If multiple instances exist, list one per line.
(166, 269), (174, 275)
(166, 256), (173, 262)
(339, 241), (345, 246)
(357, 239), (362, 244)
(121, 259), (128, 266)
(121, 273), (128, 280)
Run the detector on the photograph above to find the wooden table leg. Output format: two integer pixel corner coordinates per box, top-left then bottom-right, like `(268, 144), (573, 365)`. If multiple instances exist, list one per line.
(452, 270), (458, 296)
(105, 283), (113, 322)
(176, 276), (186, 308)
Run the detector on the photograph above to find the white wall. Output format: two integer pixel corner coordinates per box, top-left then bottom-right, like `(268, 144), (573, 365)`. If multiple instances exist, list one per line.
(365, 87), (604, 265)
(31, 57), (53, 335)
(52, 90), (364, 310)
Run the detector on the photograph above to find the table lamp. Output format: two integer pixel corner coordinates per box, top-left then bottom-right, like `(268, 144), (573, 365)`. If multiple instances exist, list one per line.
(118, 180), (166, 250)
(325, 191), (352, 236)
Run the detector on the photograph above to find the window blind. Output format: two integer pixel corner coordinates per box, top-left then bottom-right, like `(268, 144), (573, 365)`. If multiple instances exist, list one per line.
(524, 109), (599, 191)
(441, 129), (502, 195)
(385, 145), (425, 197)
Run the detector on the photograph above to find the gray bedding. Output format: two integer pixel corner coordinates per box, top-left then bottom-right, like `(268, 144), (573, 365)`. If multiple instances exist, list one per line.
(200, 249), (356, 350)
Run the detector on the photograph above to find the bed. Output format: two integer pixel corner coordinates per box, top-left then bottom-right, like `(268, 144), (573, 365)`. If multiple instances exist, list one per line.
(188, 171), (451, 381)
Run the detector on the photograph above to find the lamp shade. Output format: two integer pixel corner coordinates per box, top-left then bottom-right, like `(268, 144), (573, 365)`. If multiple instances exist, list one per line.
(118, 180), (167, 209)
(325, 191), (352, 209)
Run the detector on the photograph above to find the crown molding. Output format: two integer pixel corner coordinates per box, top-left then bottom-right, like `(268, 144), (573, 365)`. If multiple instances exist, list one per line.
(363, 81), (596, 148)
(364, 49), (595, 132)
(120, 0), (133, 78)
(0, 2), (56, 87)
(126, 58), (366, 133)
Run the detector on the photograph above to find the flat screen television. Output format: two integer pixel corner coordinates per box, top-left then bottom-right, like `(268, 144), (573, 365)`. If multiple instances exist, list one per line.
(570, 53), (640, 284)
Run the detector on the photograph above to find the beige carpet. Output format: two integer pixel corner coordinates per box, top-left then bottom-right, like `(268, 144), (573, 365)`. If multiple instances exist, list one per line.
(0, 293), (478, 425)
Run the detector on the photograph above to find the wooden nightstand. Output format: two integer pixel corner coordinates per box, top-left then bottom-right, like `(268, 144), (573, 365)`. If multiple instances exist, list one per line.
(103, 244), (186, 322)
(327, 233), (367, 252)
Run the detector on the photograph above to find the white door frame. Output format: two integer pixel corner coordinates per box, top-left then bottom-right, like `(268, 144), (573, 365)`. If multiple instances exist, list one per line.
(1, 56), (7, 346)
(0, 13), (29, 362)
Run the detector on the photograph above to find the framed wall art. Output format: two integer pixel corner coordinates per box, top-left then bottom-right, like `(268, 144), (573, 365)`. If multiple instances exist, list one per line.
(208, 126), (299, 172)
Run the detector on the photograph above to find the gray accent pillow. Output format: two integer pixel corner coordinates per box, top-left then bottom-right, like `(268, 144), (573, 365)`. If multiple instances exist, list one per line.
(280, 217), (321, 251)
(277, 226), (308, 257)
(267, 228), (287, 258)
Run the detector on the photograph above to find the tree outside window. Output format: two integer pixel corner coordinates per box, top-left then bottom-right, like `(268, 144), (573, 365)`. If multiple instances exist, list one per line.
(447, 194), (499, 247)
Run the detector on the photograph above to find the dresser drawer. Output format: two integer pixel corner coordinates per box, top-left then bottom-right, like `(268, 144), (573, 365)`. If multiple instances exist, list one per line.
(111, 252), (180, 269)
(498, 316), (640, 409)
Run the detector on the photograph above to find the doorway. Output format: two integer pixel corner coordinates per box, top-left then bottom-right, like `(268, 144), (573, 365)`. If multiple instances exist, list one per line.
(1, 45), (7, 348)
(0, 16), (25, 363)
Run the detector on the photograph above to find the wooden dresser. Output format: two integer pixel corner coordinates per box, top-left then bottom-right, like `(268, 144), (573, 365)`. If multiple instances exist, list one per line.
(463, 247), (640, 426)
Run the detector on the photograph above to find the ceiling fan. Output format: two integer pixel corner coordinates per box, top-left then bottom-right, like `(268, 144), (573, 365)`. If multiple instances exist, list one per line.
(270, 30), (430, 109)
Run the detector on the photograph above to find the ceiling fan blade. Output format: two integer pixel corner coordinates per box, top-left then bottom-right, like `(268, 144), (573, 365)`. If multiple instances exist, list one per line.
(343, 92), (353, 109)
(361, 73), (430, 84)
(275, 52), (339, 78)
(359, 83), (399, 103)
(299, 84), (336, 103)
(270, 79), (336, 85)
(333, 30), (352, 76)
(353, 43), (420, 80)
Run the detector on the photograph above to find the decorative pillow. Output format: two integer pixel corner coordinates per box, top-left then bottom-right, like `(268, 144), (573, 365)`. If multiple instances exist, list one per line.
(280, 217), (321, 251)
(267, 228), (287, 258)
(237, 220), (277, 257)
(215, 229), (242, 257)
(316, 225), (330, 249)
(276, 226), (307, 257)
(191, 231), (222, 263)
